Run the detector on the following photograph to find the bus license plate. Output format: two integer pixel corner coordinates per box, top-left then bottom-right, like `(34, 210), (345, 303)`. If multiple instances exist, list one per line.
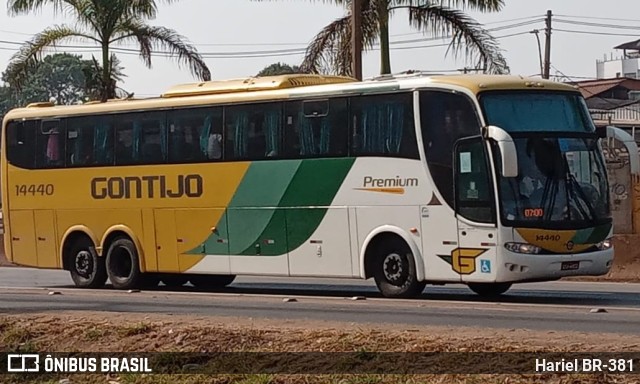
(561, 261), (580, 271)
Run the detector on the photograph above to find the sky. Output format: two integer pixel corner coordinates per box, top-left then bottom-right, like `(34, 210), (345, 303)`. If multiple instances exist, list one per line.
(0, 0), (639, 97)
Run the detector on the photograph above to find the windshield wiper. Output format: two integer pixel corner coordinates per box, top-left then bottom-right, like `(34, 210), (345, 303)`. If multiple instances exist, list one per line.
(539, 176), (559, 222)
(566, 173), (598, 222)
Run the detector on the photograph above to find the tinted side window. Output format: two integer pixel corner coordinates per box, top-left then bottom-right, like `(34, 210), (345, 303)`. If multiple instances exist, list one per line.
(67, 116), (116, 167)
(420, 91), (481, 207)
(284, 98), (348, 158)
(6, 120), (36, 169)
(225, 103), (282, 160)
(36, 120), (64, 168)
(351, 92), (418, 159)
(455, 137), (495, 223)
(67, 117), (98, 167)
(114, 112), (166, 165)
(168, 107), (223, 163)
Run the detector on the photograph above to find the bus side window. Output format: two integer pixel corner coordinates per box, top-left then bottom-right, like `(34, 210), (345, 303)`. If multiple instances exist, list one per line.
(420, 91), (481, 208)
(284, 98), (348, 158)
(66, 118), (97, 167)
(225, 103), (282, 161)
(115, 123), (135, 165)
(6, 120), (36, 169)
(139, 113), (167, 164)
(168, 108), (222, 163)
(350, 93), (418, 159)
(36, 120), (64, 169)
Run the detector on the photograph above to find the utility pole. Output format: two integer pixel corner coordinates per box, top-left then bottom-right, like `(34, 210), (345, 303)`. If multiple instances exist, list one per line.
(543, 10), (552, 79)
(351, 0), (363, 81)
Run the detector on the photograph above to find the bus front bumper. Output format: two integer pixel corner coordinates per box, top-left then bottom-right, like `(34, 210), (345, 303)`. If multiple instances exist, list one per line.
(496, 247), (614, 283)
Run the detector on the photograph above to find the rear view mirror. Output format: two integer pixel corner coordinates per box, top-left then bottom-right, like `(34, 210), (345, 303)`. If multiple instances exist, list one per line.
(483, 125), (518, 178)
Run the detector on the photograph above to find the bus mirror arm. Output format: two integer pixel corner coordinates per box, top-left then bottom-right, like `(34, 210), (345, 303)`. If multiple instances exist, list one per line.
(483, 125), (518, 178)
(606, 126), (640, 179)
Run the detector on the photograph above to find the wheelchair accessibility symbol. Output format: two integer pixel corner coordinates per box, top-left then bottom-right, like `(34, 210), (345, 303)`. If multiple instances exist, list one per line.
(480, 260), (491, 274)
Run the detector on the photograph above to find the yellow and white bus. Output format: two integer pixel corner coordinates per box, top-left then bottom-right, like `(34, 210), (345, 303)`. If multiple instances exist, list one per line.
(2, 73), (635, 298)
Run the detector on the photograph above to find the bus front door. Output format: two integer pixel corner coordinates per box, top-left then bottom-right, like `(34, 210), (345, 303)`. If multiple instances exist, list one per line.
(454, 137), (498, 283)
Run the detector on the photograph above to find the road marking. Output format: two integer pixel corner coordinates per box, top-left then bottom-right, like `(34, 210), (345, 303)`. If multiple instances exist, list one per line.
(1, 286), (640, 313)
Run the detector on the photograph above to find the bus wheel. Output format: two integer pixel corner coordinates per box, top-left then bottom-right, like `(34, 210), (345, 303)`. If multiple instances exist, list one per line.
(468, 282), (512, 297)
(190, 274), (236, 290)
(161, 275), (189, 288)
(105, 237), (141, 290)
(68, 237), (107, 289)
(372, 238), (426, 298)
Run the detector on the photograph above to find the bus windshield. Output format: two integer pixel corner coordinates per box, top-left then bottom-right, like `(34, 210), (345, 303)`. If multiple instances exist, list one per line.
(496, 137), (610, 227)
(480, 91), (595, 133)
(480, 91), (610, 228)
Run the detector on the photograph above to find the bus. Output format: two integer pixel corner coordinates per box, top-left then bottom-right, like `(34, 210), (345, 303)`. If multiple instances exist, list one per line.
(2, 73), (636, 298)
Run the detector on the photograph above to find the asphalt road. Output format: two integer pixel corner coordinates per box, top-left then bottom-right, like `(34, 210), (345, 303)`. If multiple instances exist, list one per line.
(1, 267), (640, 334)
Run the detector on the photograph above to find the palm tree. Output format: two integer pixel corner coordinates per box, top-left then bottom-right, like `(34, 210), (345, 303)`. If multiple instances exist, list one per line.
(256, 0), (509, 76)
(6, 0), (212, 101)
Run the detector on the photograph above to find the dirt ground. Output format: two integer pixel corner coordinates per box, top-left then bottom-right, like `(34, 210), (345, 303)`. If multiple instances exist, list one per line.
(1, 312), (639, 383)
(2, 235), (640, 281)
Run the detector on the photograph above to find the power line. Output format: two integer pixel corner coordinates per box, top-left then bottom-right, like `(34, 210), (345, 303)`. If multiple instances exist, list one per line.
(555, 29), (640, 38)
(555, 14), (640, 23)
(388, 15), (543, 38)
(0, 17), (544, 52)
(0, 27), (537, 59)
(554, 18), (640, 31)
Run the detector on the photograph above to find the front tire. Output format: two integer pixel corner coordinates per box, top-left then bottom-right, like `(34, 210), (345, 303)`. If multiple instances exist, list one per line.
(68, 237), (107, 289)
(105, 237), (142, 290)
(372, 238), (426, 298)
(468, 282), (512, 297)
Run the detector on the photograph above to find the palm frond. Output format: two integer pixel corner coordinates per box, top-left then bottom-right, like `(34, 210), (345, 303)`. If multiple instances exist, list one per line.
(301, 2), (379, 75)
(429, 0), (504, 12)
(408, 4), (509, 74)
(111, 21), (211, 81)
(6, 24), (100, 90)
(7, 0), (68, 15)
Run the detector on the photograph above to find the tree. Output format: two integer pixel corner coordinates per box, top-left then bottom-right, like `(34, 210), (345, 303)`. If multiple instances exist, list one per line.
(254, 0), (509, 76)
(257, 62), (302, 76)
(0, 85), (17, 118)
(6, 0), (211, 102)
(2, 53), (123, 106)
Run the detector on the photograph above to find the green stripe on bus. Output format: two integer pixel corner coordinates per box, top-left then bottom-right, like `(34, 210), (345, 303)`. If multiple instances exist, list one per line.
(238, 158), (356, 255)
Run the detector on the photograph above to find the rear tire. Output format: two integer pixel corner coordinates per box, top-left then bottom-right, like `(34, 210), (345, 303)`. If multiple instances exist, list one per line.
(189, 274), (236, 290)
(372, 238), (426, 298)
(468, 282), (512, 297)
(68, 237), (107, 289)
(105, 237), (141, 290)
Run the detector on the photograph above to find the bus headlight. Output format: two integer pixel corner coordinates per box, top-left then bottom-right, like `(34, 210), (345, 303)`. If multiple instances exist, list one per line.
(505, 242), (542, 254)
(597, 239), (612, 250)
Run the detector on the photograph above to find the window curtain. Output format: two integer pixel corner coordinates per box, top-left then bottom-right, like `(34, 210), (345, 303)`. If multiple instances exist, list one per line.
(132, 121), (142, 162)
(298, 111), (314, 156)
(233, 112), (249, 158)
(94, 120), (111, 164)
(361, 102), (404, 154)
(318, 118), (331, 155)
(264, 109), (281, 157)
(200, 115), (212, 158)
(159, 120), (167, 161)
(46, 128), (60, 164)
(386, 103), (404, 153)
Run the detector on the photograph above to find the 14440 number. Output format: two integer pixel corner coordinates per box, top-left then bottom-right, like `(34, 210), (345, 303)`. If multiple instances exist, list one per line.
(15, 184), (54, 196)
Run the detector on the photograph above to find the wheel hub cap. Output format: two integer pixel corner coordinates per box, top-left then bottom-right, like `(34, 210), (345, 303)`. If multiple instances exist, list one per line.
(383, 253), (403, 283)
(75, 251), (92, 277)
